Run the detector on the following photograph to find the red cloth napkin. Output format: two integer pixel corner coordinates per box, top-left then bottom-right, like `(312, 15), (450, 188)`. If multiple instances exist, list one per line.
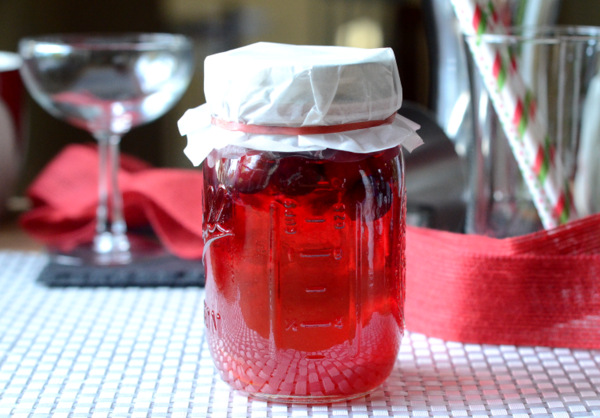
(21, 144), (600, 349)
(20, 144), (204, 259)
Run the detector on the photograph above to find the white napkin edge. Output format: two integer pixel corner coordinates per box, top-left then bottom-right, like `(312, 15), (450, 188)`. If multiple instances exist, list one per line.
(178, 104), (423, 167)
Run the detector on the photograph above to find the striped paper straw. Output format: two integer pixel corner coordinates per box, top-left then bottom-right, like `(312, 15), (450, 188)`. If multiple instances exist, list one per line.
(451, 0), (575, 229)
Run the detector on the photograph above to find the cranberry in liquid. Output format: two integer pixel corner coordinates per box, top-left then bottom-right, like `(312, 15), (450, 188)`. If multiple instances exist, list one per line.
(202, 147), (405, 403)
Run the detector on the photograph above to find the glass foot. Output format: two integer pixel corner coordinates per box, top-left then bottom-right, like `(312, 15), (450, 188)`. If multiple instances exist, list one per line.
(48, 234), (165, 267)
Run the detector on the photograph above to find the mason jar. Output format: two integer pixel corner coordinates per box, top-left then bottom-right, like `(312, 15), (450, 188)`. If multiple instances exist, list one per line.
(178, 42), (421, 403)
(202, 145), (404, 402)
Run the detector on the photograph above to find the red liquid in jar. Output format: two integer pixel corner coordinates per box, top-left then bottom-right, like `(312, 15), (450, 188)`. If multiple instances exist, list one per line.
(202, 147), (405, 403)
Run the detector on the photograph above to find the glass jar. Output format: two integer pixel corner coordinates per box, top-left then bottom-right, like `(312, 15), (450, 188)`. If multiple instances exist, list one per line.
(202, 145), (405, 403)
(178, 42), (422, 403)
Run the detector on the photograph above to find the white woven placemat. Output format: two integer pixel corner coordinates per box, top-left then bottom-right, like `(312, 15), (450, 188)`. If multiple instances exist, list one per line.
(0, 251), (599, 417)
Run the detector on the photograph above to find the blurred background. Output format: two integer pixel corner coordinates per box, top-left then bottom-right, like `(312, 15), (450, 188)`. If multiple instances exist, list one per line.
(1, 0), (599, 195)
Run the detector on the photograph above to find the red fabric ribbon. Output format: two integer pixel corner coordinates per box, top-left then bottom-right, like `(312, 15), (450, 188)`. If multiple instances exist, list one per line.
(406, 218), (600, 350)
(20, 144), (600, 349)
(20, 144), (204, 259)
(211, 114), (397, 135)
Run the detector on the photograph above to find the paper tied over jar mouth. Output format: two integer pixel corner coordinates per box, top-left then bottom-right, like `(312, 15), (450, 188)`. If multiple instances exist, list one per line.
(178, 104), (423, 166)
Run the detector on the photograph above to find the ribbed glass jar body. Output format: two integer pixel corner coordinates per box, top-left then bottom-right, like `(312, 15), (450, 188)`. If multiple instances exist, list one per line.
(202, 146), (406, 403)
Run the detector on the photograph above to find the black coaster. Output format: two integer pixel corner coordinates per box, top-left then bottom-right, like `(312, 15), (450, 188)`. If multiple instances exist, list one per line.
(37, 254), (205, 287)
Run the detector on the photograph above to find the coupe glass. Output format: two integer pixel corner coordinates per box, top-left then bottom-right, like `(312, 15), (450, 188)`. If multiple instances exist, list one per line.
(19, 33), (195, 265)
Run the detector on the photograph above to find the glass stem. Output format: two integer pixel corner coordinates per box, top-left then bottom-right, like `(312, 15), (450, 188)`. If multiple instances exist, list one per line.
(93, 132), (130, 255)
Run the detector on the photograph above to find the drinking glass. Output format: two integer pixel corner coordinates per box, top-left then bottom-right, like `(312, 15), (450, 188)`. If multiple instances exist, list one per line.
(465, 26), (600, 237)
(19, 33), (195, 265)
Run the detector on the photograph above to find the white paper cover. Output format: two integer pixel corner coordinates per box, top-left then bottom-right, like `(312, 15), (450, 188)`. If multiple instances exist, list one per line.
(178, 42), (422, 166)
